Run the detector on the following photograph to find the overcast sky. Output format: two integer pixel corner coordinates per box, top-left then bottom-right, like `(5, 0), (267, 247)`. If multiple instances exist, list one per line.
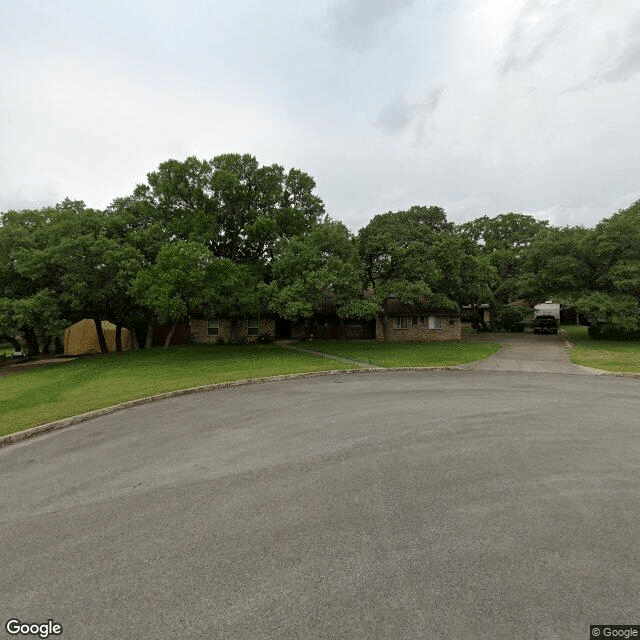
(1, 0), (639, 231)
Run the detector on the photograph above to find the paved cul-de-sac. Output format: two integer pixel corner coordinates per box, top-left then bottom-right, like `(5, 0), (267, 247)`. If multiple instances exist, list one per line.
(1, 349), (638, 639)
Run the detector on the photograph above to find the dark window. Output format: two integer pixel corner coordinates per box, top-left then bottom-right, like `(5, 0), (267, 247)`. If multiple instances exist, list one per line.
(207, 318), (219, 335)
(247, 318), (259, 336)
(394, 316), (408, 329)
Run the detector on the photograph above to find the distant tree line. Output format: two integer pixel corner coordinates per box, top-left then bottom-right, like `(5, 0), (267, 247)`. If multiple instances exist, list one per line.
(1, 153), (639, 354)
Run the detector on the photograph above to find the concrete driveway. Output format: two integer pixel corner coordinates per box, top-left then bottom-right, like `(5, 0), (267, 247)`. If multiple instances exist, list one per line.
(1, 370), (639, 640)
(459, 331), (599, 374)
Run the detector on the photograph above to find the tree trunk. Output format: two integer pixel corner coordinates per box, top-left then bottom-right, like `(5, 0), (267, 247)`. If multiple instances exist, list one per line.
(93, 318), (109, 354)
(22, 326), (40, 357)
(42, 334), (51, 356)
(144, 316), (154, 350)
(382, 313), (389, 342)
(471, 303), (488, 333)
(54, 335), (64, 354)
(488, 306), (498, 332)
(0, 333), (21, 352)
(164, 320), (178, 349)
(127, 324), (139, 350)
(115, 324), (122, 352)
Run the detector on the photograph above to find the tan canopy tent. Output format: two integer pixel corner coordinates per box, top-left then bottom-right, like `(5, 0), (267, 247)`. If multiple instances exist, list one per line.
(63, 319), (132, 355)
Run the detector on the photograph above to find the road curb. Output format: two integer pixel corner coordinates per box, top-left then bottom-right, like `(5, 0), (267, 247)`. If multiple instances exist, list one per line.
(0, 366), (460, 449)
(4, 360), (636, 450)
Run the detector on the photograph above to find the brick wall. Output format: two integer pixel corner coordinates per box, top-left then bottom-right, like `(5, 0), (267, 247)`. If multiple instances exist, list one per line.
(190, 317), (276, 344)
(193, 314), (460, 343)
(376, 315), (461, 342)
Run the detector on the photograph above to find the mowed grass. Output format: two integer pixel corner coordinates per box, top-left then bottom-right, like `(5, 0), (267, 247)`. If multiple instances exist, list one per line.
(302, 339), (501, 368)
(561, 325), (640, 373)
(0, 344), (355, 437)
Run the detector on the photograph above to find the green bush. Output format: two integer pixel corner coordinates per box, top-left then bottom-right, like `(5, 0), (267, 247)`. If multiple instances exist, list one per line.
(587, 324), (640, 340)
(497, 306), (531, 332)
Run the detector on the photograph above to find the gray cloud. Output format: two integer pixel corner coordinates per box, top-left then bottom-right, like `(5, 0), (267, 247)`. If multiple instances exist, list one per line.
(375, 87), (444, 137)
(596, 12), (640, 84)
(1, 0), (639, 231)
(321, 0), (414, 51)
(497, 0), (571, 75)
(499, 1), (640, 89)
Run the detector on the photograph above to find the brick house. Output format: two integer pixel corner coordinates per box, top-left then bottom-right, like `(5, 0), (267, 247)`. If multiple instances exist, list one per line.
(189, 302), (376, 343)
(278, 297), (376, 340)
(375, 300), (461, 342)
(190, 297), (460, 343)
(190, 312), (276, 344)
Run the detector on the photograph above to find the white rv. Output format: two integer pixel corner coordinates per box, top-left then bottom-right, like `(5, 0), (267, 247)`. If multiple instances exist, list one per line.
(534, 301), (561, 321)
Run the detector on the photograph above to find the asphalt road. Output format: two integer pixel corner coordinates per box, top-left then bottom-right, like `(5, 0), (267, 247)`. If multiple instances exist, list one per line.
(1, 370), (639, 640)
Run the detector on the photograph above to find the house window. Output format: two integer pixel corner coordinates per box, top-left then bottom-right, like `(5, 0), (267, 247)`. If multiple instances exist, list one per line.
(412, 316), (424, 325)
(349, 324), (362, 337)
(429, 316), (443, 330)
(247, 317), (259, 336)
(394, 316), (408, 329)
(207, 318), (220, 335)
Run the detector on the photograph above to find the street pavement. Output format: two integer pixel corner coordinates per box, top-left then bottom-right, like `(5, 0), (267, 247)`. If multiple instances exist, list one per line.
(1, 369), (639, 639)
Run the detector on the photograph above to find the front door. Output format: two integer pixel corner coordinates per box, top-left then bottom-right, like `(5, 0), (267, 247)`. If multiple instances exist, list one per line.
(276, 319), (291, 339)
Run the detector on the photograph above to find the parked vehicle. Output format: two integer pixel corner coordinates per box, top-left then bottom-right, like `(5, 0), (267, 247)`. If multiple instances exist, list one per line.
(532, 315), (558, 334)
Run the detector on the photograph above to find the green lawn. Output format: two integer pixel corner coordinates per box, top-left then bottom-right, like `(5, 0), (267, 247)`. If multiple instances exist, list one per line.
(0, 344), (355, 437)
(301, 339), (501, 368)
(561, 325), (640, 373)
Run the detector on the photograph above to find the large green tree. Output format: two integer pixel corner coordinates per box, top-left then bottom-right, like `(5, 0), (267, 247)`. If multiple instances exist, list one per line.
(0, 200), (143, 354)
(460, 212), (549, 329)
(131, 154), (325, 267)
(0, 203), (89, 354)
(519, 225), (594, 302)
(520, 200), (640, 338)
(266, 219), (369, 322)
(130, 241), (256, 348)
(357, 206), (471, 339)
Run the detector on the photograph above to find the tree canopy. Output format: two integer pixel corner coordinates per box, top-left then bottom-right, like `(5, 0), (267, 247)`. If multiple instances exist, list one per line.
(521, 200), (640, 337)
(459, 213), (549, 329)
(131, 154), (325, 266)
(266, 219), (368, 321)
(2, 151), (639, 351)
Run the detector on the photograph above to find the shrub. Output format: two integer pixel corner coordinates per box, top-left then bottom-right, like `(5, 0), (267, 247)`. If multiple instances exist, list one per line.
(497, 306), (531, 332)
(588, 323), (640, 341)
(257, 332), (274, 344)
